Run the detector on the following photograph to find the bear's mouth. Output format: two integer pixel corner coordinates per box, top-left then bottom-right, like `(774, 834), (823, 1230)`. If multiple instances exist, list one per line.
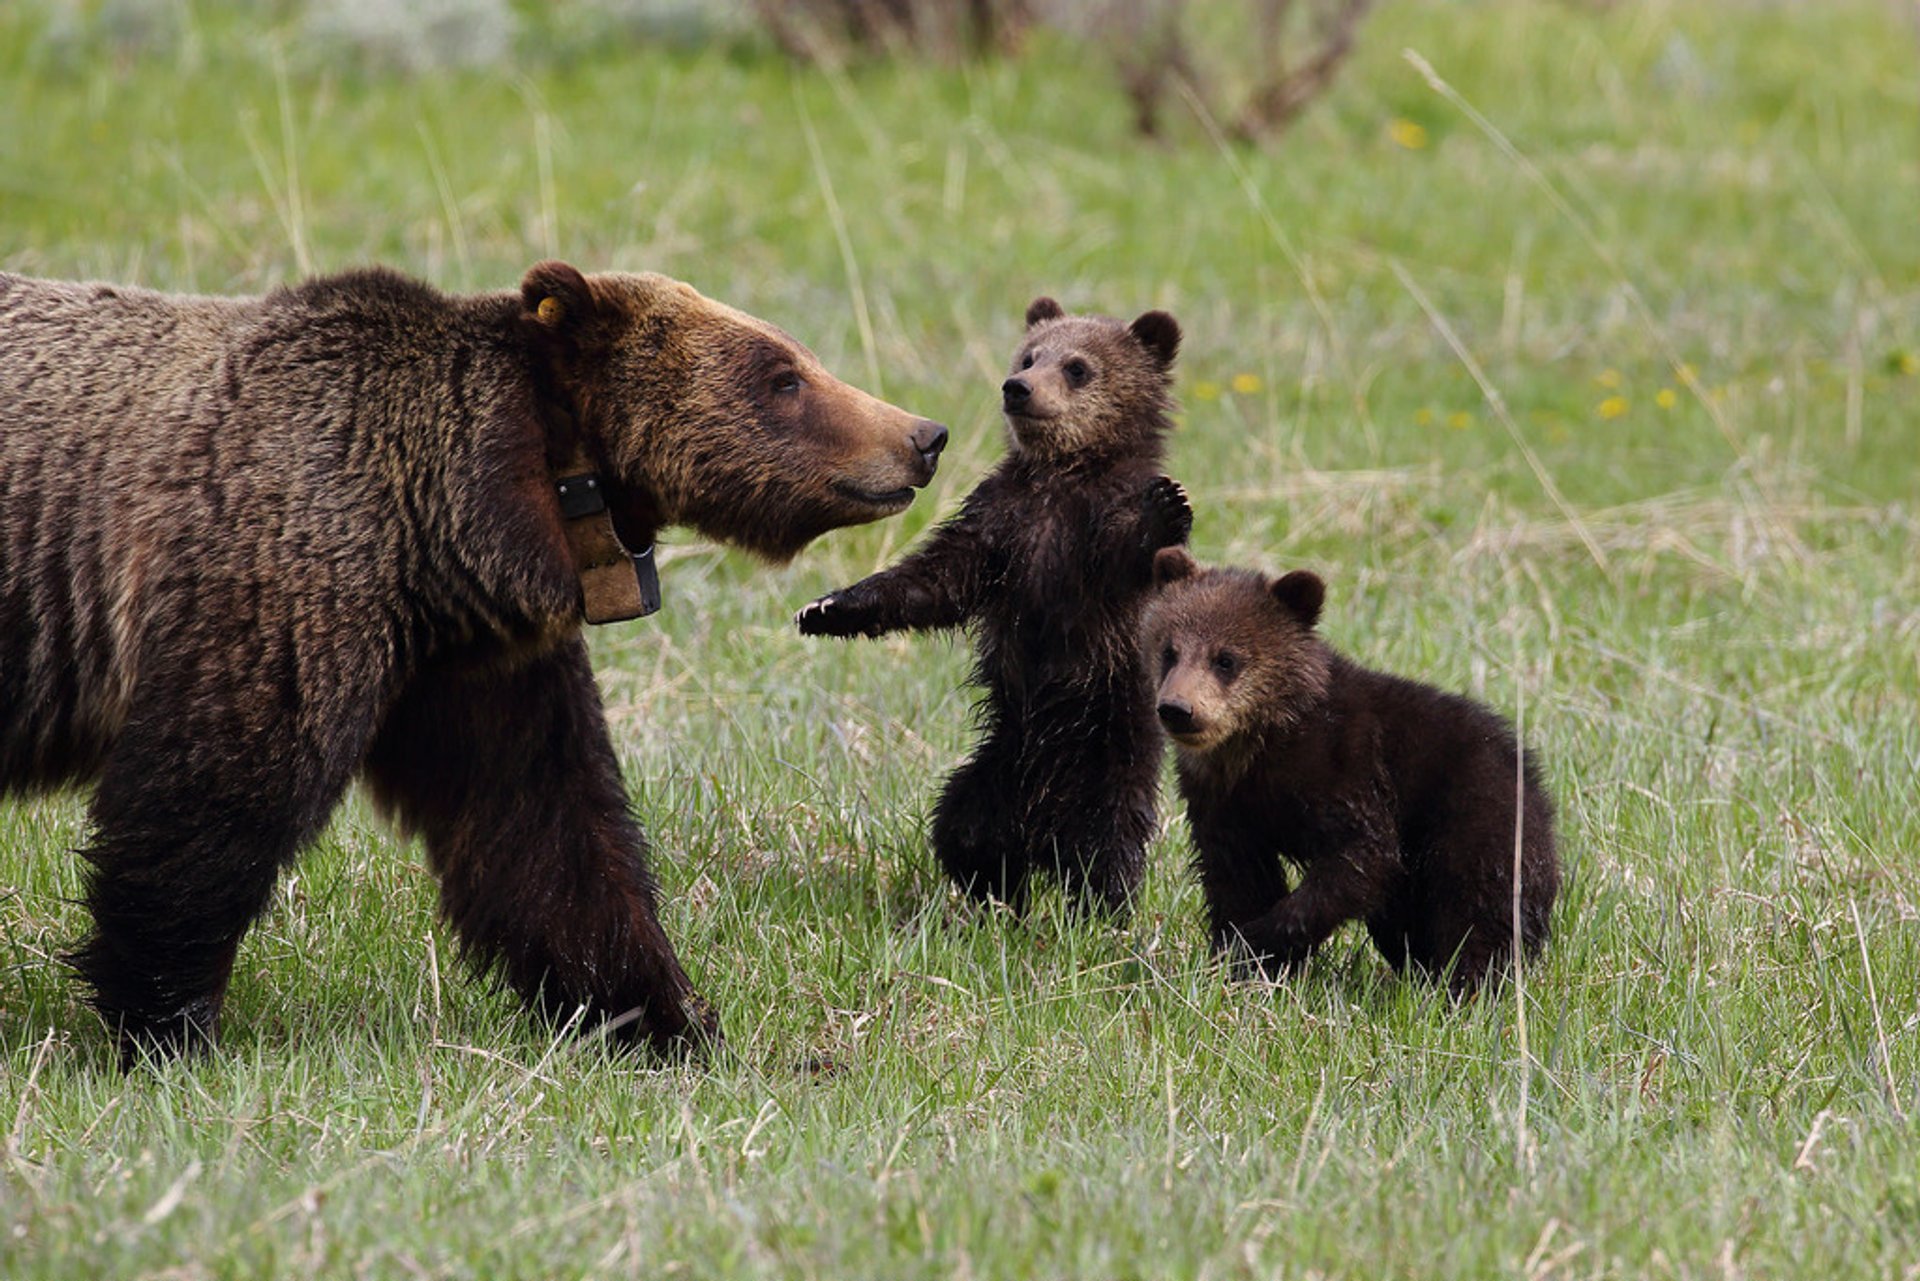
(833, 481), (917, 512)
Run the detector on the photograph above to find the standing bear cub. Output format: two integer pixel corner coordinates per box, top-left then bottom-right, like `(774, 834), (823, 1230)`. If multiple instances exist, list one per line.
(0, 263), (946, 1064)
(1142, 549), (1559, 992)
(798, 298), (1191, 914)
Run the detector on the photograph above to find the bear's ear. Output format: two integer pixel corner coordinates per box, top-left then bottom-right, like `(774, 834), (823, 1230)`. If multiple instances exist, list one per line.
(1025, 296), (1065, 328)
(1271, 570), (1325, 628)
(1129, 310), (1181, 369)
(1153, 545), (1199, 589)
(522, 260), (596, 332)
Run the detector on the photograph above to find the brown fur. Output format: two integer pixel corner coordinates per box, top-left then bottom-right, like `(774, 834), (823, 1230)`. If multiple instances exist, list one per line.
(0, 262), (945, 1064)
(797, 297), (1189, 913)
(1142, 549), (1559, 992)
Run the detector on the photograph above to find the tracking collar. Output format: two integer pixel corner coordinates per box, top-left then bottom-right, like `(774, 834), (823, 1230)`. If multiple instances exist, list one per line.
(553, 450), (661, 624)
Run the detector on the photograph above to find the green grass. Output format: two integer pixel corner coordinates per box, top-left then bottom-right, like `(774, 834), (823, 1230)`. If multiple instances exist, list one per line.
(4, 1), (1919, 1276)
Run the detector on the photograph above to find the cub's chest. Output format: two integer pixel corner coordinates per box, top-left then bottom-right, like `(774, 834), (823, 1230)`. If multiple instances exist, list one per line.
(987, 474), (1126, 572)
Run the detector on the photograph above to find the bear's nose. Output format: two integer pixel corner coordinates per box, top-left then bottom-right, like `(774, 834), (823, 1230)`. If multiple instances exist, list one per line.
(1157, 699), (1196, 735)
(912, 419), (949, 463)
(1001, 378), (1031, 410)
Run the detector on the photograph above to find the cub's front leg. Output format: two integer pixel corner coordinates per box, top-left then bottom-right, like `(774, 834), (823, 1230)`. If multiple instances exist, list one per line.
(1234, 838), (1400, 979)
(1138, 474), (1193, 554)
(794, 576), (900, 639)
(796, 515), (990, 639)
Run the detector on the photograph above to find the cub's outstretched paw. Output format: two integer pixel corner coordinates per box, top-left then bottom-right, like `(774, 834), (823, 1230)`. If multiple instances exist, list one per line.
(795, 593), (875, 638)
(1142, 474), (1194, 550)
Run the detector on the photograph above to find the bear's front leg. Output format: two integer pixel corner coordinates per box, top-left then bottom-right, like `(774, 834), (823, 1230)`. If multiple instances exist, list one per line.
(365, 637), (717, 1056)
(1191, 820), (1294, 960)
(796, 513), (992, 639)
(1232, 840), (1400, 980)
(1137, 474), (1193, 554)
(794, 577), (896, 638)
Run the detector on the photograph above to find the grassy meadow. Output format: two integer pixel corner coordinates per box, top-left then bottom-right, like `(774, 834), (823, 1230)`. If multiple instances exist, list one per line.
(3, 0), (1918, 1275)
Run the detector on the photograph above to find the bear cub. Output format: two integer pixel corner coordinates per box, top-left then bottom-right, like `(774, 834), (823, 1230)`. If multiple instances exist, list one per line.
(1142, 549), (1559, 992)
(798, 297), (1192, 914)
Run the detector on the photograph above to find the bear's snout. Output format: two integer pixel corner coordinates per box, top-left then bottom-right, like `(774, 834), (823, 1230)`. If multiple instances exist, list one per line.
(1001, 377), (1031, 411)
(1157, 698), (1198, 736)
(912, 419), (949, 476)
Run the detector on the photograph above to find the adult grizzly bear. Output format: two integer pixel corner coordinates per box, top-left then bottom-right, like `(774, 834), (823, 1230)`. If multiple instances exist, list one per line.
(1141, 549), (1559, 993)
(797, 297), (1188, 914)
(0, 262), (947, 1064)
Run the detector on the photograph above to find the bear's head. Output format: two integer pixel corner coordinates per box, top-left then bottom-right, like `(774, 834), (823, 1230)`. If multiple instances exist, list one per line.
(1141, 547), (1333, 757)
(999, 297), (1180, 461)
(522, 262), (947, 561)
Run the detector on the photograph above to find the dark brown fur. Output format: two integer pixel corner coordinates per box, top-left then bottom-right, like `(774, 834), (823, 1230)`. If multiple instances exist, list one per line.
(1142, 549), (1559, 992)
(0, 262), (946, 1064)
(797, 298), (1189, 913)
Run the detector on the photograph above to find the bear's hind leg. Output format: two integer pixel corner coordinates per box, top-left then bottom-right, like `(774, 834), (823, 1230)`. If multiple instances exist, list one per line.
(1047, 795), (1154, 919)
(929, 746), (1030, 911)
(74, 716), (351, 1066)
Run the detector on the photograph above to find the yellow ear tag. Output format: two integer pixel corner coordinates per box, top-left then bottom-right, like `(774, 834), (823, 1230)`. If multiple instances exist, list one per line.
(537, 296), (565, 325)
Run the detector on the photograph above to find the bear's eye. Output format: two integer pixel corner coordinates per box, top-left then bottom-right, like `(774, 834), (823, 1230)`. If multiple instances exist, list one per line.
(770, 369), (803, 395)
(1064, 359), (1092, 388)
(1211, 651), (1240, 682)
(1020, 352), (1035, 370)
(1160, 644), (1176, 674)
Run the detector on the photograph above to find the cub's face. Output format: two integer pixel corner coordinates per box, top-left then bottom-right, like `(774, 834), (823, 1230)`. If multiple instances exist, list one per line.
(1141, 548), (1331, 755)
(1000, 296), (1180, 459)
(523, 262), (947, 561)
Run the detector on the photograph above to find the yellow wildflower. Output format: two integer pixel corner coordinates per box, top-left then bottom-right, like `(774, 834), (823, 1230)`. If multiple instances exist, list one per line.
(1595, 368), (1622, 389)
(1655, 387), (1678, 409)
(1230, 373), (1262, 396)
(1388, 118), (1429, 151)
(1414, 407), (1435, 427)
(1447, 410), (1473, 430)
(1597, 396), (1628, 420)
(1899, 352), (1920, 377)
(1193, 380), (1221, 401)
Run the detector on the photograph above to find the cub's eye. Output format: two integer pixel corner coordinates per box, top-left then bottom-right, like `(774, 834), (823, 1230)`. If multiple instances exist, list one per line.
(1063, 359), (1091, 387)
(1020, 352), (1035, 370)
(1160, 644), (1176, 674)
(1211, 651), (1240, 681)
(770, 369), (803, 395)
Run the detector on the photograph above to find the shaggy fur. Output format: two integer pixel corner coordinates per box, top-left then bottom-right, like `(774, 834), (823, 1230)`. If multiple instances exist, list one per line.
(0, 262), (946, 1064)
(1142, 549), (1559, 992)
(797, 297), (1189, 913)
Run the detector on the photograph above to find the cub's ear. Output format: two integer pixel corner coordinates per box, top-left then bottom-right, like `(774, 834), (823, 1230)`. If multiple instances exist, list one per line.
(1129, 310), (1181, 369)
(1153, 545), (1200, 588)
(522, 260), (596, 331)
(1271, 570), (1325, 628)
(1025, 296), (1065, 328)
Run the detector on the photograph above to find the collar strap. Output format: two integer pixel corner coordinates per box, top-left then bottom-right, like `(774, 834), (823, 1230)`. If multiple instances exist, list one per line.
(554, 452), (661, 624)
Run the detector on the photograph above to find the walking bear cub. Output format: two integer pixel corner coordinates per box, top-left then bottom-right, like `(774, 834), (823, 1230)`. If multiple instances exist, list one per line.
(1142, 549), (1559, 992)
(798, 297), (1191, 914)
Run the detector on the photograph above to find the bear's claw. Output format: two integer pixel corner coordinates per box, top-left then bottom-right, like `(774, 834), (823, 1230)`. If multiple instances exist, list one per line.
(1142, 474), (1193, 550)
(795, 595), (838, 635)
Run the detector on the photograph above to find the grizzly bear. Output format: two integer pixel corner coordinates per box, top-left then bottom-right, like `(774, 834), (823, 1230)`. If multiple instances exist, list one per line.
(797, 297), (1190, 914)
(0, 262), (947, 1064)
(1142, 548), (1559, 992)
